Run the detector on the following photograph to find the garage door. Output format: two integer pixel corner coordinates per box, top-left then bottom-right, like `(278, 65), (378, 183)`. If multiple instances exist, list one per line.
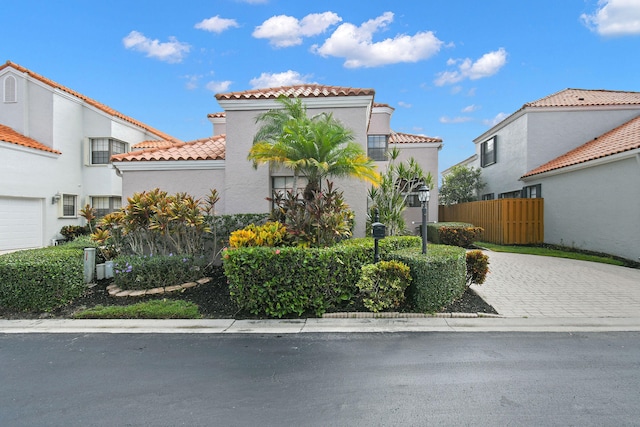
(0, 197), (43, 251)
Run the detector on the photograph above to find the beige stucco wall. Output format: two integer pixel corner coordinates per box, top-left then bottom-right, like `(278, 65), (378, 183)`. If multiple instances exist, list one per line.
(119, 166), (226, 213)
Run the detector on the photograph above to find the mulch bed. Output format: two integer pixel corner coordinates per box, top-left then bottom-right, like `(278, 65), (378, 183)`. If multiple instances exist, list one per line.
(0, 267), (497, 320)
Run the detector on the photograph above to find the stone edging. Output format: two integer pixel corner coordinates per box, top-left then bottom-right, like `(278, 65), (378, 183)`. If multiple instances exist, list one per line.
(106, 277), (211, 297)
(322, 312), (502, 319)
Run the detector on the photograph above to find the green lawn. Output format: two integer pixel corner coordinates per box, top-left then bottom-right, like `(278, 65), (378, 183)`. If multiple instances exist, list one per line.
(73, 299), (201, 319)
(475, 242), (633, 267)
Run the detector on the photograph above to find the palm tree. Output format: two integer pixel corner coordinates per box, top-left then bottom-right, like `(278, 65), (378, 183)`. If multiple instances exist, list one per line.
(248, 96), (380, 200)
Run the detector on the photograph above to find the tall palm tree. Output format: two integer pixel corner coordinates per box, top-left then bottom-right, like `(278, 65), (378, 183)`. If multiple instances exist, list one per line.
(248, 96), (380, 200)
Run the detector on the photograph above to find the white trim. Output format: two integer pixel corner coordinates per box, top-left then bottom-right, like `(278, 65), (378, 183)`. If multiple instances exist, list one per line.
(0, 140), (60, 158)
(442, 154), (478, 176)
(521, 148), (640, 181)
(217, 95), (374, 111)
(389, 142), (442, 149)
(372, 105), (395, 115)
(113, 159), (226, 172)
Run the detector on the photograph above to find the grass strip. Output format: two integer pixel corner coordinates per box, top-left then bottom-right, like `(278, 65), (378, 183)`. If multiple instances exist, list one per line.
(73, 299), (202, 319)
(476, 242), (626, 266)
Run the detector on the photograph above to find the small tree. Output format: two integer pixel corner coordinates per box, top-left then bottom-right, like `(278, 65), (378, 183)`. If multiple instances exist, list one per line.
(439, 165), (485, 205)
(368, 148), (432, 236)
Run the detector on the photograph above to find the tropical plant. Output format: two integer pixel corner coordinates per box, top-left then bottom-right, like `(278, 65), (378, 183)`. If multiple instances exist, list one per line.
(439, 165), (485, 205)
(368, 147), (433, 236)
(92, 189), (211, 257)
(269, 180), (354, 247)
(248, 96), (380, 200)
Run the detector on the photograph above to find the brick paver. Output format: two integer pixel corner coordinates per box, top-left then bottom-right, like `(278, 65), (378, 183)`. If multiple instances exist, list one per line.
(471, 251), (640, 318)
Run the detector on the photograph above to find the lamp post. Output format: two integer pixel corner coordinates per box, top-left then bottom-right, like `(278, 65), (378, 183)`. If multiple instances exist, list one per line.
(418, 185), (430, 254)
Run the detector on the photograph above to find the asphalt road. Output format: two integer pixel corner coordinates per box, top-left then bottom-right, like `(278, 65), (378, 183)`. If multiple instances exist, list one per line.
(1, 332), (639, 426)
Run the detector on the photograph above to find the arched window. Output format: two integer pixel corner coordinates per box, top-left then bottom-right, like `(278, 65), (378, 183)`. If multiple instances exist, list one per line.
(3, 75), (17, 103)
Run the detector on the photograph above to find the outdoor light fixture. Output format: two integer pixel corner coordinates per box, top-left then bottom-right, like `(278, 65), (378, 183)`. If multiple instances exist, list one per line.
(417, 185), (430, 254)
(51, 192), (61, 205)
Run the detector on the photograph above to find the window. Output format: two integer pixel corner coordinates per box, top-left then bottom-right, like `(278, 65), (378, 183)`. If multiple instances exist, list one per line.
(522, 184), (541, 198)
(482, 193), (495, 200)
(498, 190), (521, 199)
(272, 176), (307, 199)
(90, 138), (126, 164)
(92, 196), (122, 218)
(481, 136), (496, 167)
(62, 194), (77, 217)
(3, 75), (17, 103)
(367, 135), (388, 161)
(403, 180), (427, 207)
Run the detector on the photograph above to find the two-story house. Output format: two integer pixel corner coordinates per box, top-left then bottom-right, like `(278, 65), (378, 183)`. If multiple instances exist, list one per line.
(466, 88), (640, 260)
(113, 85), (443, 238)
(0, 61), (180, 252)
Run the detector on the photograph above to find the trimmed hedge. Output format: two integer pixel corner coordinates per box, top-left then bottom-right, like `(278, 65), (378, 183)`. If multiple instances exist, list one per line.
(113, 254), (208, 290)
(0, 246), (85, 311)
(389, 244), (466, 313)
(426, 222), (473, 244)
(224, 236), (421, 318)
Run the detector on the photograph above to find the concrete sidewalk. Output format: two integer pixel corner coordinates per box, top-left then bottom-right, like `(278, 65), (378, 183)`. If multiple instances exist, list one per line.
(1, 250), (639, 333)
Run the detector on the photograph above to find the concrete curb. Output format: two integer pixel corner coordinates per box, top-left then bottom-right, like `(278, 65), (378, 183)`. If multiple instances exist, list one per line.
(2, 317), (640, 334)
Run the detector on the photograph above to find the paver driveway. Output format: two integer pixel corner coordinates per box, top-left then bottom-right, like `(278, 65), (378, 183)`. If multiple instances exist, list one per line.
(471, 251), (640, 318)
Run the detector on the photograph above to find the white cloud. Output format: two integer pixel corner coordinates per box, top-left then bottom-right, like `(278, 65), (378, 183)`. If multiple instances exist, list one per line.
(206, 80), (233, 93)
(439, 116), (473, 124)
(312, 12), (443, 68)
(184, 74), (201, 90)
(249, 70), (314, 88)
(253, 12), (341, 48)
(581, 0), (640, 36)
(122, 31), (190, 63)
(435, 48), (507, 86)
(397, 101), (412, 108)
(483, 112), (509, 127)
(462, 104), (480, 113)
(195, 16), (240, 33)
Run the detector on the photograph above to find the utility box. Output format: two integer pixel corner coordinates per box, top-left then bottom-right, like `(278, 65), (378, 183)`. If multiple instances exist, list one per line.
(372, 222), (386, 239)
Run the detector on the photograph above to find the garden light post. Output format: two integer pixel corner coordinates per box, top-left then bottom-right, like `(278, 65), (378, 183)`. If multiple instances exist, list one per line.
(418, 185), (430, 255)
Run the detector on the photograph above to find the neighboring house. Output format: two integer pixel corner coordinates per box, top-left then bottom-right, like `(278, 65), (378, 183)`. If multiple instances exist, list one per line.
(113, 85), (443, 238)
(462, 88), (640, 260)
(0, 61), (180, 252)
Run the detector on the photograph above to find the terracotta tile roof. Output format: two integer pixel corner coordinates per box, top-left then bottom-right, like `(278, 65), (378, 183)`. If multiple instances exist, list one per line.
(522, 115), (640, 178)
(112, 135), (225, 162)
(0, 124), (61, 154)
(215, 84), (375, 100)
(525, 88), (640, 108)
(132, 140), (176, 150)
(207, 112), (226, 119)
(373, 102), (394, 109)
(389, 131), (442, 144)
(0, 61), (181, 144)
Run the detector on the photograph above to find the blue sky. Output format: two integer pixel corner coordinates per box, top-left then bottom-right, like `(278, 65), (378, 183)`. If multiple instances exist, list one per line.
(3, 0), (640, 176)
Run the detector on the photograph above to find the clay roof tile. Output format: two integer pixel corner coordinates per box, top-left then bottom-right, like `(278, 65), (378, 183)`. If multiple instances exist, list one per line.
(0, 124), (61, 154)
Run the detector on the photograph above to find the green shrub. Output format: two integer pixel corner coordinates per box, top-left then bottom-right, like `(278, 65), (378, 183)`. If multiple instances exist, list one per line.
(223, 243), (374, 318)
(389, 245), (466, 313)
(426, 222), (482, 248)
(113, 254), (207, 290)
(466, 250), (489, 286)
(356, 260), (412, 312)
(60, 225), (89, 240)
(0, 246), (85, 311)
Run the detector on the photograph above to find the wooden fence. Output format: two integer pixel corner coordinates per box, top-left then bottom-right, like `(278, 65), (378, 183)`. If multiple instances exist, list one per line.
(438, 198), (544, 245)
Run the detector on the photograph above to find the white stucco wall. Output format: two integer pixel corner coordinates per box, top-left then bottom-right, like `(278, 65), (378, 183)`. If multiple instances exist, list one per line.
(1, 66), (177, 250)
(474, 107), (640, 199)
(473, 114), (528, 198)
(524, 154), (640, 261)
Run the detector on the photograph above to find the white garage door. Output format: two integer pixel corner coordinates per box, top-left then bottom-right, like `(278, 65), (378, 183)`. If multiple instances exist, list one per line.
(0, 197), (43, 252)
